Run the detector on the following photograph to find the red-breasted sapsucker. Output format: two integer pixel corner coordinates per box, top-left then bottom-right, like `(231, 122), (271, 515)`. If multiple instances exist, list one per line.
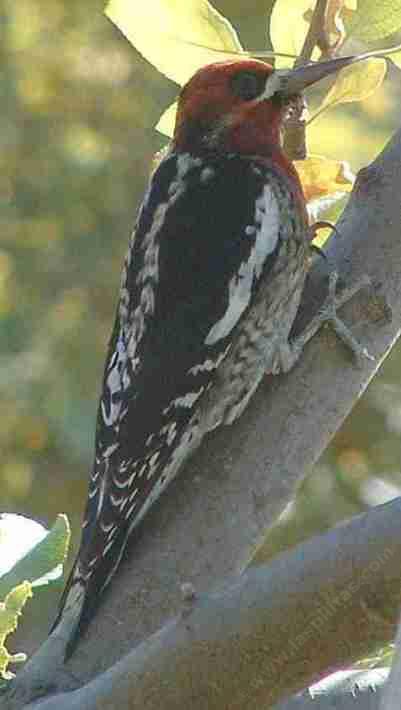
(52, 55), (370, 656)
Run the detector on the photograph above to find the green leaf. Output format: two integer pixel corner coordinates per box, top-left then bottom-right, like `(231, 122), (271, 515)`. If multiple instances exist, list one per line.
(270, 0), (318, 68)
(0, 515), (70, 598)
(346, 0), (401, 42)
(105, 0), (243, 86)
(0, 583), (32, 680)
(0, 515), (48, 577)
(309, 58), (387, 124)
(156, 101), (178, 138)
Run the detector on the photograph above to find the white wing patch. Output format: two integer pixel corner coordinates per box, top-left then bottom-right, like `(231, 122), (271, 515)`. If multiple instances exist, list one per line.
(254, 184), (280, 260)
(205, 185), (280, 346)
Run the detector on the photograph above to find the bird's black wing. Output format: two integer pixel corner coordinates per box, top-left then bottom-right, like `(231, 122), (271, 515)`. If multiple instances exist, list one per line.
(54, 152), (288, 648)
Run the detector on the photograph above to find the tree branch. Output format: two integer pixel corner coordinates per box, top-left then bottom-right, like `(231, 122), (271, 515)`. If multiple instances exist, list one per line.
(14, 497), (401, 710)
(5, 122), (401, 708)
(296, 0), (330, 66)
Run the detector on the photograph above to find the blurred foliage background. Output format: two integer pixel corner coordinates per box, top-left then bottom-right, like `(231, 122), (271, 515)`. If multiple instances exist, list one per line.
(1, 0), (401, 644)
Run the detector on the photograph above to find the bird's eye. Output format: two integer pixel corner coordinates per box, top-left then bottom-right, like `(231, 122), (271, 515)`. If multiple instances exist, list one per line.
(230, 71), (266, 101)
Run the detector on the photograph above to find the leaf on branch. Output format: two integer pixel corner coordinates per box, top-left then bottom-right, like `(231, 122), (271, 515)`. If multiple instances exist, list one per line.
(0, 514), (71, 598)
(295, 154), (355, 202)
(155, 100), (177, 138)
(346, 0), (401, 42)
(0, 583), (31, 680)
(270, 0), (319, 68)
(269, 0), (356, 67)
(105, 0), (243, 86)
(389, 50), (401, 70)
(0, 514), (48, 578)
(309, 57), (387, 123)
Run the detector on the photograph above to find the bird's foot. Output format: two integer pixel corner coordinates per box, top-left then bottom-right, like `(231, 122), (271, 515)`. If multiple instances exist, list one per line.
(279, 271), (375, 373)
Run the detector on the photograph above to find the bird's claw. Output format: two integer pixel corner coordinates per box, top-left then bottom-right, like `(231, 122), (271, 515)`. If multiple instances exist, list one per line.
(287, 271), (375, 367)
(317, 271), (375, 364)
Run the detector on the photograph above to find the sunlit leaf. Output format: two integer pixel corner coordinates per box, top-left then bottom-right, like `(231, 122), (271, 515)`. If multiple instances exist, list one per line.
(30, 514), (70, 588)
(309, 58), (387, 123)
(0, 583), (32, 680)
(295, 154), (354, 230)
(346, 0), (401, 41)
(389, 50), (401, 70)
(105, 0), (243, 86)
(294, 154), (355, 203)
(306, 193), (348, 229)
(0, 515), (70, 598)
(156, 101), (178, 137)
(0, 515), (47, 577)
(270, 0), (318, 69)
(360, 82), (393, 119)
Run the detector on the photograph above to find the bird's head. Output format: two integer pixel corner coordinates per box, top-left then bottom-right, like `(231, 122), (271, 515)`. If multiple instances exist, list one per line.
(173, 56), (358, 159)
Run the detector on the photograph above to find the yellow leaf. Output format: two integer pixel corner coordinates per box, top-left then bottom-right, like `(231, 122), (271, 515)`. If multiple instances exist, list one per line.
(310, 57), (387, 122)
(155, 101), (178, 137)
(0, 582), (32, 680)
(294, 154), (355, 202)
(105, 0), (243, 86)
(270, 0), (319, 69)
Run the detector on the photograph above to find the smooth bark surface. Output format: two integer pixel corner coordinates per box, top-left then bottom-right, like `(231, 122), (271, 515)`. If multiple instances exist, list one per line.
(14, 497), (401, 710)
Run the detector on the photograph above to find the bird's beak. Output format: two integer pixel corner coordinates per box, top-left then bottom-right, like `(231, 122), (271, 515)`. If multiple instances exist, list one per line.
(277, 55), (361, 96)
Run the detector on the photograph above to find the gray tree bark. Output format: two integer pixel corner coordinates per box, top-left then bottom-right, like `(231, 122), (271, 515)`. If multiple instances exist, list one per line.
(14, 497), (401, 710)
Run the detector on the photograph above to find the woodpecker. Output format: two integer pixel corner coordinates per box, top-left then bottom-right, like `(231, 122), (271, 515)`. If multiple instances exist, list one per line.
(52, 55), (369, 656)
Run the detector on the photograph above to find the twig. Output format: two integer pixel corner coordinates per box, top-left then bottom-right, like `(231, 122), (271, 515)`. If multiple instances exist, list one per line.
(296, 0), (330, 67)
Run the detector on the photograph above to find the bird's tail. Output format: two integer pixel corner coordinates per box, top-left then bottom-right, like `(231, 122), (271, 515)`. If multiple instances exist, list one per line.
(49, 559), (92, 660)
(50, 521), (131, 660)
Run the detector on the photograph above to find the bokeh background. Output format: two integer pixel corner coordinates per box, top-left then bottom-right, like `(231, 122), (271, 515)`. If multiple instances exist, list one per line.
(2, 0), (401, 647)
